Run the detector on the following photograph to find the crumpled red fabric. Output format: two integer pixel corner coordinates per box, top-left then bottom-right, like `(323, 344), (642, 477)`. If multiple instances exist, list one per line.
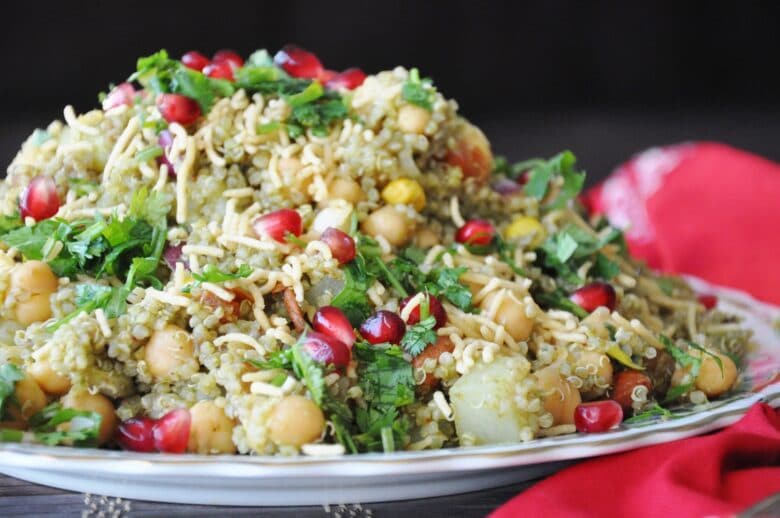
(492, 403), (780, 518)
(493, 143), (780, 517)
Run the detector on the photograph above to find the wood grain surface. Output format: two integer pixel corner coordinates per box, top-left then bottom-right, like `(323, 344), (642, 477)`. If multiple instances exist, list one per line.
(0, 474), (535, 517)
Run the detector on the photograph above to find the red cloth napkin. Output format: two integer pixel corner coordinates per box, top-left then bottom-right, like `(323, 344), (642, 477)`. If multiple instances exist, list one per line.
(493, 142), (780, 517)
(492, 403), (780, 518)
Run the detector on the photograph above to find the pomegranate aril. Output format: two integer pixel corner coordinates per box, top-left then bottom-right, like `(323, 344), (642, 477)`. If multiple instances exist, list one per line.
(252, 209), (302, 243)
(162, 243), (185, 271)
(117, 416), (156, 452)
(455, 219), (496, 247)
(157, 129), (176, 176)
(611, 371), (653, 411)
(698, 294), (717, 310)
(312, 306), (356, 348)
(181, 51), (210, 71)
(400, 294), (447, 328)
(103, 82), (136, 110)
(570, 282), (617, 312)
(274, 45), (323, 79)
(320, 227), (356, 264)
(157, 94), (201, 125)
(152, 408), (191, 453)
(574, 400), (623, 433)
(302, 331), (351, 368)
(203, 61), (234, 81)
(359, 310), (406, 345)
(20, 176), (60, 221)
(326, 68), (367, 90)
(212, 49), (244, 70)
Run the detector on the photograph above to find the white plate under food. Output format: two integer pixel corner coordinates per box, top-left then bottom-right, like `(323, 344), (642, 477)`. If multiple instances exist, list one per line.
(0, 276), (778, 506)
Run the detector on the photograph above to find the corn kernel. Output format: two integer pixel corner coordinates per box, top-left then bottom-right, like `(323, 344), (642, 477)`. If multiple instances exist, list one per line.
(505, 216), (546, 248)
(381, 178), (426, 212)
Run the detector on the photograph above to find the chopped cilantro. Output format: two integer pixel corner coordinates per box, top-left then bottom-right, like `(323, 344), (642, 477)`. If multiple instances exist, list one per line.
(285, 81), (324, 107)
(401, 68), (435, 111)
(623, 403), (673, 424)
(191, 264), (251, 285)
(660, 335), (724, 403)
(400, 315), (438, 357)
(523, 151), (586, 210)
(0, 364), (24, 419)
(18, 403), (101, 447)
(0, 213), (23, 234)
(134, 145), (163, 163)
(537, 224), (624, 286)
(68, 179), (99, 197)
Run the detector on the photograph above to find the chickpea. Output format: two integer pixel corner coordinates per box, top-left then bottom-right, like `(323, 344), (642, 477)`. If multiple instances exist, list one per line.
(361, 205), (415, 247)
(415, 228), (440, 248)
(480, 290), (534, 342)
(397, 105), (431, 134)
(695, 351), (737, 397)
(144, 325), (194, 381)
(187, 401), (237, 454)
(327, 177), (365, 205)
(10, 260), (58, 325)
(268, 395), (325, 447)
(28, 359), (71, 396)
(535, 365), (581, 425)
(8, 373), (47, 421)
(61, 390), (117, 445)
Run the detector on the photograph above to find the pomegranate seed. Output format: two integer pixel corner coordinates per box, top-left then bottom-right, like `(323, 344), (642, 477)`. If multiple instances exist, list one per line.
(212, 49), (244, 70)
(20, 176), (60, 221)
(320, 227), (356, 264)
(203, 61), (234, 81)
(302, 331), (351, 368)
(274, 45), (323, 79)
(156, 129), (176, 177)
(312, 306), (355, 348)
(574, 400), (623, 433)
(400, 294), (447, 328)
(103, 82), (136, 110)
(359, 310), (406, 345)
(455, 219), (496, 247)
(157, 94), (201, 125)
(252, 209), (302, 243)
(117, 416), (156, 452)
(162, 243), (185, 271)
(570, 282), (617, 312)
(698, 294), (717, 310)
(152, 408), (191, 453)
(611, 371), (653, 411)
(318, 69), (338, 83)
(181, 51), (210, 71)
(326, 68), (367, 90)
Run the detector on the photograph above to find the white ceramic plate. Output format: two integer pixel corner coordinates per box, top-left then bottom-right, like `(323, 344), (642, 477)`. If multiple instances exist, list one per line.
(0, 276), (778, 506)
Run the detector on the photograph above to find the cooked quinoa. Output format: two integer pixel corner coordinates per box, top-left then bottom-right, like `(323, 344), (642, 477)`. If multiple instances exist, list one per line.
(0, 46), (752, 454)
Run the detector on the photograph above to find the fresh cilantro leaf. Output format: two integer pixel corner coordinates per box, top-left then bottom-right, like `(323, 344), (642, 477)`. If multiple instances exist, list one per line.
(401, 68), (435, 111)
(68, 179), (99, 197)
(623, 403), (674, 424)
(27, 403), (102, 447)
(331, 260), (373, 326)
(660, 335), (702, 403)
(286, 81), (324, 107)
(0, 364), (24, 419)
(233, 66), (285, 91)
(191, 264), (252, 285)
(523, 151), (585, 209)
(400, 316), (437, 357)
(532, 287), (588, 318)
(129, 188), (169, 228)
(134, 145), (163, 163)
(0, 213), (23, 234)
(427, 267), (473, 311)
(289, 341), (326, 406)
(354, 342), (415, 408)
(591, 252), (620, 280)
(656, 276), (676, 296)
(287, 96), (348, 138)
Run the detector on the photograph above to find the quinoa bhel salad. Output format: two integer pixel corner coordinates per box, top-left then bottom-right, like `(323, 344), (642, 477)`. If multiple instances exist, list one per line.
(0, 46), (752, 455)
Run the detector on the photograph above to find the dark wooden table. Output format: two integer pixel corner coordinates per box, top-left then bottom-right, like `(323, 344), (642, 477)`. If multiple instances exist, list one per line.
(0, 474), (534, 517)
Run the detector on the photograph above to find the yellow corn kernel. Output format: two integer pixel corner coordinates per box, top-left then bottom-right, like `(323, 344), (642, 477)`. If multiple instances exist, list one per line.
(505, 216), (546, 248)
(381, 178), (426, 212)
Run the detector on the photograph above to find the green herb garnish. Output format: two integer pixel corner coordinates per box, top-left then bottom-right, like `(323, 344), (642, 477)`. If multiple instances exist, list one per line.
(523, 151), (586, 210)
(400, 315), (438, 357)
(401, 68), (435, 111)
(0, 364), (24, 419)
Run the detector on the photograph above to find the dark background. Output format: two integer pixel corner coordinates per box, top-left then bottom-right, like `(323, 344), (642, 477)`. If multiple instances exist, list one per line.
(2, 0), (779, 183)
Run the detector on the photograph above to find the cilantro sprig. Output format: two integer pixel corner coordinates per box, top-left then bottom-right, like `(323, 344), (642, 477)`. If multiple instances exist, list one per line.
(660, 336), (724, 403)
(0, 364), (24, 419)
(401, 68), (435, 111)
(0, 401), (101, 447)
(522, 151), (586, 210)
(400, 315), (437, 357)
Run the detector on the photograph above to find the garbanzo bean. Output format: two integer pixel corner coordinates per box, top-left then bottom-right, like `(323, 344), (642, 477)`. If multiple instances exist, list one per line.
(28, 359), (71, 395)
(480, 290), (534, 341)
(695, 351), (737, 397)
(10, 260), (58, 325)
(10, 373), (47, 421)
(268, 395), (325, 447)
(535, 365), (581, 425)
(361, 205), (414, 247)
(144, 325), (194, 381)
(415, 228), (440, 248)
(397, 105), (431, 134)
(61, 390), (117, 445)
(327, 177), (365, 205)
(187, 401), (237, 454)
